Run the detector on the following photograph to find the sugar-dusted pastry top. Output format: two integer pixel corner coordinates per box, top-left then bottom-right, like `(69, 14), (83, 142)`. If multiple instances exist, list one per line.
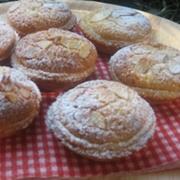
(0, 66), (41, 123)
(109, 43), (180, 92)
(7, 0), (76, 35)
(46, 80), (156, 159)
(79, 7), (151, 48)
(0, 21), (16, 60)
(12, 28), (97, 83)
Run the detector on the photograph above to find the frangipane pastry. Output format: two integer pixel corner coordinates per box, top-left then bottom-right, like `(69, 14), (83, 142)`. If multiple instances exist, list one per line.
(0, 66), (41, 138)
(7, 0), (76, 36)
(109, 43), (180, 103)
(46, 80), (156, 160)
(0, 21), (17, 63)
(12, 28), (97, 91)
(79, 7), (151, 54)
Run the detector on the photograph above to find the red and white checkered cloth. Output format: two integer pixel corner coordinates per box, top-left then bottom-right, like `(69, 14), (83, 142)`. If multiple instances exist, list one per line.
(0, 28), (180, 180)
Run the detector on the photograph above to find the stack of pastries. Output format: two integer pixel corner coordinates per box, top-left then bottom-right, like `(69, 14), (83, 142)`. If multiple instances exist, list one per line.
(0, 0), (179, 161)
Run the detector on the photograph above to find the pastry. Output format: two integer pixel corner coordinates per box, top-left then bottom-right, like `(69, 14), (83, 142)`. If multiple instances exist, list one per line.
(0, 66), (41, 138)
(0, 21), (17, 64)
(109, 43), (180, 103)
(78, 7), (151, 54)
(11, 28), (97, 91)
(7, 0), (76, 36)
(46, 80), (156, 160)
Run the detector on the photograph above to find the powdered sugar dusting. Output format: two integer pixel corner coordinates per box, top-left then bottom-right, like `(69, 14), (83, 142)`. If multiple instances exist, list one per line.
(12, 28), (97, 84)
(0, 20), (16, 60)
(81, 6), (151, 48)
(43, 1), (69, 10)
(7, 0), (76, 35)
(46, 80), (156, 160)
(109, 43), (180, 92)
(0, 67), (41, 124)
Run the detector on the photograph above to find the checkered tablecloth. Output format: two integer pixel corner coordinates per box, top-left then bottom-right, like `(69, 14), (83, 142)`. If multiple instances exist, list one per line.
(0, 28), (180, 180)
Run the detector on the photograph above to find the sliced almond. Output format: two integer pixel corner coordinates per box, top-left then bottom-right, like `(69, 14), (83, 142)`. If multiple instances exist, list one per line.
(27, 9), (38, 16)
(91, 10), (112, 22)
(0, 67), (8, 74)
(9, 3), (19, 12)
(3, 84), (13, 92)
(135, 58), (155, 74)
(23, 47), (39, 59)
(5, 92), (17, 103)
(61, 38), (81, 49)
(1, 74), (11, 85)
(79, 44), (90, 58)
(30, 1), (41, 9)
(152, 53), (169, 63)
(20, 88), (30, 99)
(111, 8), (136, 18)
(174, 56), (180, 63)
(90, 111), (106, 129)
(111, 11), (121, 18)
(37, 40), (52, 49)
(43, 1), (67, 10)
(162, 54), (169, 63)
(110, 86), (129, 100)
(168, 63), (180, 74)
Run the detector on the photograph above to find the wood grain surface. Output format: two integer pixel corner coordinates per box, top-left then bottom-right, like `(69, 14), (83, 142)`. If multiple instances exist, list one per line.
(0, 0), (179, 179)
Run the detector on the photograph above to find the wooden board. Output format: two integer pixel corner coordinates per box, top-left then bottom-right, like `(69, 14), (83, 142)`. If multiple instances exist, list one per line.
(0, 0), (179, 180)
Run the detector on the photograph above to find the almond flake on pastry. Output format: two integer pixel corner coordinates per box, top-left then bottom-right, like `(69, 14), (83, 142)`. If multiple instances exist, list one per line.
(0, 21), (17, 62)
(7, 0), (76, 35)
(91, 9), (112, 22)
(79, 6), (152, 54)
(12, 28), (97, 91)
(46, 80), (156, 160)
(36, 40), (52, 49)
(0, 66), (41, 138)
(109, 43), (180, 103)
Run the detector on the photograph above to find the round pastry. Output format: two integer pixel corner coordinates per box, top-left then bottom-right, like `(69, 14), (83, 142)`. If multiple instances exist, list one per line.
(109, 43), (180, 103)
(11, 28), (97, 91)
(78, 7), (151, 54)
(0, 66), (41, 138)
(7, 0), (76, 36)
(46, 80), (156, 160)
(0, 21), (17, 63)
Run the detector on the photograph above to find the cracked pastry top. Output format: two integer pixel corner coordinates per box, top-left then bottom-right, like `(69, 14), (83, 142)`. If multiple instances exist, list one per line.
(7, 0), (76, 36)
(11, 28), (97, 91)
(46, 80), (156, 160)
(0, 66), (41, 138)
(78, 7), (151, 54)
(109, 43), (180, 103)
(0, 21), (17, 62)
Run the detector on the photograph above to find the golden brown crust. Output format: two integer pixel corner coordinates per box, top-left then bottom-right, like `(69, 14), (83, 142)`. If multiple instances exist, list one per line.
(7, 0), (76, 36)
(133, 87), (180, 104)
(79, 7), (151, 54)
(0, 21), (16, 62)
(109, 43), (180, 102)
(12, 28), (97, 91)
(46, 80), (156, 160)
(0, 66), (41, 138)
